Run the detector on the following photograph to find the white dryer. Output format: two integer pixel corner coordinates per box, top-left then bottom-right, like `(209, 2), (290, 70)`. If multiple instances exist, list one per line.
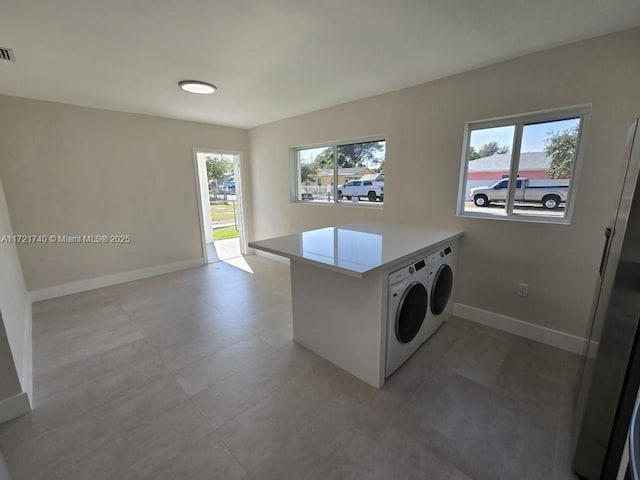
(424, 244), (456, 342)
(385, 257), (430, 377)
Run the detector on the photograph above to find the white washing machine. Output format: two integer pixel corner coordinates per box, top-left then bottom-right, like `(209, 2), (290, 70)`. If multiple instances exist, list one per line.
(424, 244), (456, 342)
(385, 257), (430, 377)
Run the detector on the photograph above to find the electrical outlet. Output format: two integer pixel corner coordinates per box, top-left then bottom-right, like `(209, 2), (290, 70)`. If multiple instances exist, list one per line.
(518, 283), (528, 297)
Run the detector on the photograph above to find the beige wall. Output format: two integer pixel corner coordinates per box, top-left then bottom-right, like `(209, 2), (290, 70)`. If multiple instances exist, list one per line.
(248, 91), (394, 237)
(0, 313), (22, 402)
(0, 176), (31, 400)
(0, 96), (248, 290)
(248, 28), (640, 338)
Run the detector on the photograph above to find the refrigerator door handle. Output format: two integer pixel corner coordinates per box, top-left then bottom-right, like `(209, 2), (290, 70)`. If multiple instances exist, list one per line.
(599, 227), (614, 277)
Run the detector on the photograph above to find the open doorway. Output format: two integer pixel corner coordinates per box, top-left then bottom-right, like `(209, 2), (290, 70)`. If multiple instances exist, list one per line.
(194, 149), (246, 264)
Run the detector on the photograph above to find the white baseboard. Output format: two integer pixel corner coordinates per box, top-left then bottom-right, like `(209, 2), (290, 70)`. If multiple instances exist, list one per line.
(0, 392), (30, 424)
(453, 303), (588, 355)
(29, 258), (206, 302)
(21, 301), (32, 406)
(254, 250), (290, 265)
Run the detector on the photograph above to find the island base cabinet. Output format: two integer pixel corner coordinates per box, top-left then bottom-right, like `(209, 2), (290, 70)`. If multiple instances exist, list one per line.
(290, 259), (386, 388)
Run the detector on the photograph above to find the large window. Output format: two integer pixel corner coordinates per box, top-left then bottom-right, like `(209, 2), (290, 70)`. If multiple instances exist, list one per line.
(293, 139), (386, 206)
(457, 106), (589, 223)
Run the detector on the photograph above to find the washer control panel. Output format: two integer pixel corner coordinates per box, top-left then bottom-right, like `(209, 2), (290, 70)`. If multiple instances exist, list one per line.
(389, 257), (427, 282)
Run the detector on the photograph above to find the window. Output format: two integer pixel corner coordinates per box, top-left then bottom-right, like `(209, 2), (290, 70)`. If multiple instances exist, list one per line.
(293, 139), (386, 205)
(457, 106), (589, 223)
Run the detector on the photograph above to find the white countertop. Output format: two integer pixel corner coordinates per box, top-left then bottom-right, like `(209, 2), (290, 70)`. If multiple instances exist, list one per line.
(249, 223), (463, 278)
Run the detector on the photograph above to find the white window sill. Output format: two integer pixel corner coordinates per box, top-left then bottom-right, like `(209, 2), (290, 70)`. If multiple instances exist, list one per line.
(457, 211), (571, 225)
(292, 200), (384, 209)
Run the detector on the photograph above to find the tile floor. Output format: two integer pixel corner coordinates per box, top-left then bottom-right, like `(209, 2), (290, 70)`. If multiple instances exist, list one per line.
(0, 255), (579, 480)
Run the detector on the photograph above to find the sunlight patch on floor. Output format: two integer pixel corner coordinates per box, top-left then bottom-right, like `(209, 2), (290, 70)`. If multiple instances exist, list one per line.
(223, 255), (254, 273)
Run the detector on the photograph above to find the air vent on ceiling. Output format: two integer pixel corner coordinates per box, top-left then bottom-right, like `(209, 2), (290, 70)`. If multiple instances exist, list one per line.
(0, 48), (15, 62)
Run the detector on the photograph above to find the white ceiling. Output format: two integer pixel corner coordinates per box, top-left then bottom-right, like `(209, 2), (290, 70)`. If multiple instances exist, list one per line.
(1, 0), (639, 129)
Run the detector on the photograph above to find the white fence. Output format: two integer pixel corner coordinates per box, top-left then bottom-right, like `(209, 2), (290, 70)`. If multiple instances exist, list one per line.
(301, 185), (333, 196)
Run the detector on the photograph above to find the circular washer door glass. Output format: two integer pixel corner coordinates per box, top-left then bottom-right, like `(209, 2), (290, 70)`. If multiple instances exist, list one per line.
(395, 281), (428, 343)
(431, 264), (453, 315)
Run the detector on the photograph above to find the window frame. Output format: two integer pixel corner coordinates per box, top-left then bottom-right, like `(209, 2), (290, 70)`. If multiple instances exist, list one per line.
(290, 136), (387, 208)
(456, 105), (591, 224)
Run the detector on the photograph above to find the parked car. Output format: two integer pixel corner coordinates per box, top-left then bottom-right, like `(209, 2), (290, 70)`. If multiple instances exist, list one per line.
(300, 189), (313, 200)
(220, 177), (235, 194)
(337, 179), (384, 202)
(470, 177), (568, 209)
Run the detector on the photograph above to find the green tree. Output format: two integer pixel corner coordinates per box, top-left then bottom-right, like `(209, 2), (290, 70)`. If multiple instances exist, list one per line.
(545, 126), (578, 179)
(478, 141), (509, 157)
(337, 141), (384, 168)
(300, 163), (315, 183)
(310, 141), (385, 172)
(313, 148), (334, 169)
(468, 142), (509, 160)
(206, 156), (232, 184)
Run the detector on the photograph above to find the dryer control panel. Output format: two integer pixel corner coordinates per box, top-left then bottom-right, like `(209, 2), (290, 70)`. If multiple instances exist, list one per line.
(428, 245), (453, 262)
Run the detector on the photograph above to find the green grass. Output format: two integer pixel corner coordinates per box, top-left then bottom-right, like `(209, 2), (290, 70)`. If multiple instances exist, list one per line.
(213, 226), (239, 241)
(210, 203), (236, 223)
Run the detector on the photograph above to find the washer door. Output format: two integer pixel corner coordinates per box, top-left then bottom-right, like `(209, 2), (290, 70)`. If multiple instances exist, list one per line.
(431, 264), (453, 315)
(395, 281), (428, 343)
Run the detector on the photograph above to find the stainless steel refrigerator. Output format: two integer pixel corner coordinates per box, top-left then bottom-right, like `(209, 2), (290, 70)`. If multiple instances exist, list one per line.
(573, 118), (640, 480)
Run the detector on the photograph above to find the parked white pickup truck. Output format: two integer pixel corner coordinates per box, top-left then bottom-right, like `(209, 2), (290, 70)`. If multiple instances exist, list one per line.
(338, 179), (384, 202)
(470, 178), (568, 209)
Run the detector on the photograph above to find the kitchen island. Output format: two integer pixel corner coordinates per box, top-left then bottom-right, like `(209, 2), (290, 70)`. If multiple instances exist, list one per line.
(249, 223), (463, 388)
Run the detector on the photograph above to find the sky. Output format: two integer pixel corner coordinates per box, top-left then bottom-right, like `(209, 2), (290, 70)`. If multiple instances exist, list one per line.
(298, 147), (327, 164)
(469, 117), (580, 153)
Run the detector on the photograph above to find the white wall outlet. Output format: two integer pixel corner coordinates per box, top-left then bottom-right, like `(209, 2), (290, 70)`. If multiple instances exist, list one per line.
(518, 283), (528, 297)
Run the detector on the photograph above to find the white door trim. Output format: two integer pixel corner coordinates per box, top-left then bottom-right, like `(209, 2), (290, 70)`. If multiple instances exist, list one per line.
(232, 152), (249, 255)
(191, 148), (247, 261)
(192, 150), (211, 263)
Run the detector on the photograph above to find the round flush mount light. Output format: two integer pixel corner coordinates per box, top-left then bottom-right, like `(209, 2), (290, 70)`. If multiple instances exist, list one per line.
(178, 80), (216, 94)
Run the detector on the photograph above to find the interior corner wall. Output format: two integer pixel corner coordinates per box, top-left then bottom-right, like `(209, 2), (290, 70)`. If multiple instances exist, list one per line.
(0, 175), (31, 403)
(248, 27), (640, 338)
(0, 313), (22, 401)
(0, 96), (249, 291)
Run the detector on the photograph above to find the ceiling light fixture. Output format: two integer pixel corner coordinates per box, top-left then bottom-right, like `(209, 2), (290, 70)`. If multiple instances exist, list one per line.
(178, 80), (216, 94)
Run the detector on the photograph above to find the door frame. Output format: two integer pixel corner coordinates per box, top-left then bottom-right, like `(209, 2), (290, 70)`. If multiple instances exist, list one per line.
(192, 147), (248, 262)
